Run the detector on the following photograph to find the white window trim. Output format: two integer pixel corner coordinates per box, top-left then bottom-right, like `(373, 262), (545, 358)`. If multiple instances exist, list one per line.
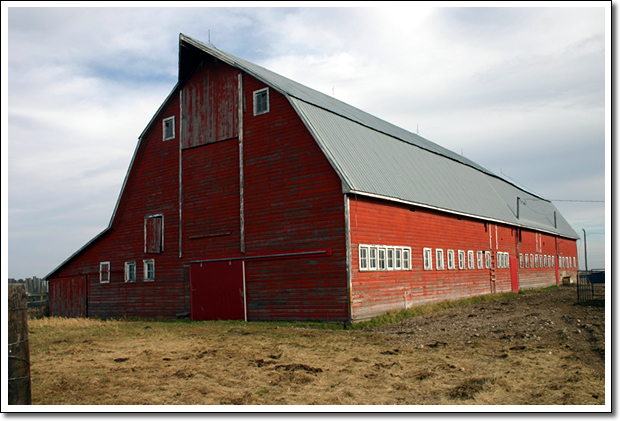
(253, 88), (270, 116)
(359, 246), (369, 271)
(395, 248), (402, 270)
(402, 247), (411, 270)
(477, 251), (483, 269)
(143, 259), (155, 282)
(163, 116), (175, 141)
(485, 251), (491, 269)
(387, 248), (394, 270)
(436, 249), (444, 270)
(369, 247), (378, 270)
(423, 248), (433, 271)
(100, 261), (110, 283)
(468, 250), (475, 269)
(378, 248), (386, 271)
(458, 250), (465, 270)
(125, 261), (137, 283)
(447, 249), (455, 270)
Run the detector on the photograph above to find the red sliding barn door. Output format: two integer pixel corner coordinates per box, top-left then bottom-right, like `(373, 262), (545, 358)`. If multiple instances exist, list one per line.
(190, 261), (245, 321)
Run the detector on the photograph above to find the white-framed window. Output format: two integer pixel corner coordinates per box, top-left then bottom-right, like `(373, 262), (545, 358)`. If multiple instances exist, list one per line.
(100, 261), (110, 283)
(497, 252), (503, 269)
(534, 254), (539, 268)
(359, 246), (368, 270)
(423, 248), (433, 270)
(458, 250), (465, 270)
(477, 251), (483, 269)
(125, 261), (137, 283)
(378, 248), (386, 270)
(402, 248), (411, 270)
(519, 253), (523, 268)
(387, 248), (394, 270)
(485, 251), (491, 269)
(143, 259), (155, 281)
(504, 253), (510, 268)
(369, 247), (378, 270)
(395, 248), (402, 270)
(525, 253), (529, 268)
(530, 254), (534, 268)
(551, 256), (555, 268)
(544, 255), (548, 268)
(163, 116), (175, 141)
(253, 88), (270, 116)
(468, 250), (475, 269)
(573, 257), (576, 268)
(447, 250), (455, 270)
(436, 249), (444, 270)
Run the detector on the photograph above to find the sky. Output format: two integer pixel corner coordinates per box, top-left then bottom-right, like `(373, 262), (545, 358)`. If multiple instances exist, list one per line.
(3, 3), (610, 280)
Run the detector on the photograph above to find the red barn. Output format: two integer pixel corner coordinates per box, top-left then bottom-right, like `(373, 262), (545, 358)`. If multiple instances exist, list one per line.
(45, 34), (580, 322)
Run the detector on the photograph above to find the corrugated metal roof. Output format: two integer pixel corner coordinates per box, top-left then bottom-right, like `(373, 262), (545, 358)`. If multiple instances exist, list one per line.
(179, 34), (579, 240)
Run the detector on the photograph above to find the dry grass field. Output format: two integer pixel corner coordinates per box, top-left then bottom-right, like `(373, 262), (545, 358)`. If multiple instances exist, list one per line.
(27, 286), (606, 407)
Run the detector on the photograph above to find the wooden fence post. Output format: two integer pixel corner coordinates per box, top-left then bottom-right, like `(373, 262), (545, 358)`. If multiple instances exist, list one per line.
(9, 284), (32, 405)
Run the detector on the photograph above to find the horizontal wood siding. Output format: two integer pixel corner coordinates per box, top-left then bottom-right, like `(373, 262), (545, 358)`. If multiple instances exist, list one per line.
(243, 74), (348, 321)
(349, 195), (578, 321)
(49, 93), (186, 318)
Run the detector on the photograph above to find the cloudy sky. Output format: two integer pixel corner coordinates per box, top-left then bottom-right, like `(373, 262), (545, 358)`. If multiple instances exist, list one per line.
(4, 3), (609, 280)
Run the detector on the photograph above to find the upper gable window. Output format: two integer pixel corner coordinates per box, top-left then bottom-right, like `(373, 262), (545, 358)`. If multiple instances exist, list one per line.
(163, 117), (175, 141)
(253, 88), (270, 116)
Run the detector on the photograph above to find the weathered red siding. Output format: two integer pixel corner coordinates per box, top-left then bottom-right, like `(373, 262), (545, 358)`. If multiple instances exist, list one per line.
(242, 74), (348, 321)
(49, 91), (186, 318)
(348, 195), (579, 321)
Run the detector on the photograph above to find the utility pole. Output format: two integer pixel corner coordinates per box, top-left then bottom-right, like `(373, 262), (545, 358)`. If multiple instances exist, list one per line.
(582, 229), (588, 272)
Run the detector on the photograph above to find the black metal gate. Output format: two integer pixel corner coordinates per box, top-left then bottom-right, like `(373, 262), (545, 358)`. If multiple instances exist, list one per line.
(577, 270), (605, 304)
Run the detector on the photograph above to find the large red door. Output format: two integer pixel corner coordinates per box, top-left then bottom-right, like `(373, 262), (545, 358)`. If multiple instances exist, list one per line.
(510, 256), (519, 293)
(190, 260), (245, 320)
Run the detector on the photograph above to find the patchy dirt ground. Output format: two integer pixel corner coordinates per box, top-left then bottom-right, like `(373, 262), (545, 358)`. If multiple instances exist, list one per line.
(28, 286), (606, 407)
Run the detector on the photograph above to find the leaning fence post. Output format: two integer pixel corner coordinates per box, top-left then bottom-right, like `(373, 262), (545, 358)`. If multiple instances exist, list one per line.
(9, 284), (32, 405)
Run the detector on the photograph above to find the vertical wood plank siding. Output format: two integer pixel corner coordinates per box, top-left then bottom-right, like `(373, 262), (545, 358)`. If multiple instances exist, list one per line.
(181, 57), (238, 148)
(243, 74), (348, 321)
(349, 195), (579, 321)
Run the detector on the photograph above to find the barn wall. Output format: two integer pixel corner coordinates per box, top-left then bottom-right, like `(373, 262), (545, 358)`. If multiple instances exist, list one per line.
(242, 74), (348, 321)
(49, 93), (187, 318)
(348, 195), (578, 321)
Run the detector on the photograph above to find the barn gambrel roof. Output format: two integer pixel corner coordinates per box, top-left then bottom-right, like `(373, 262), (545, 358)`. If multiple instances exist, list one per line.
(180, 34), (579, 240)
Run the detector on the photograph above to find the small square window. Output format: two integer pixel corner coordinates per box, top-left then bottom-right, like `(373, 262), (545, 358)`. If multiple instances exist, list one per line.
(458, 250), (465, 270)
(253, 88), (269, 116)
(359, 246), (368, 270)
(143, 259), (155, 281)
(100, 262), (110, 283)
(163, 117), (175, 141)
(436, 249), (444, 270)
(423, 248), (433, 270)
(125, 261), (137, 283)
